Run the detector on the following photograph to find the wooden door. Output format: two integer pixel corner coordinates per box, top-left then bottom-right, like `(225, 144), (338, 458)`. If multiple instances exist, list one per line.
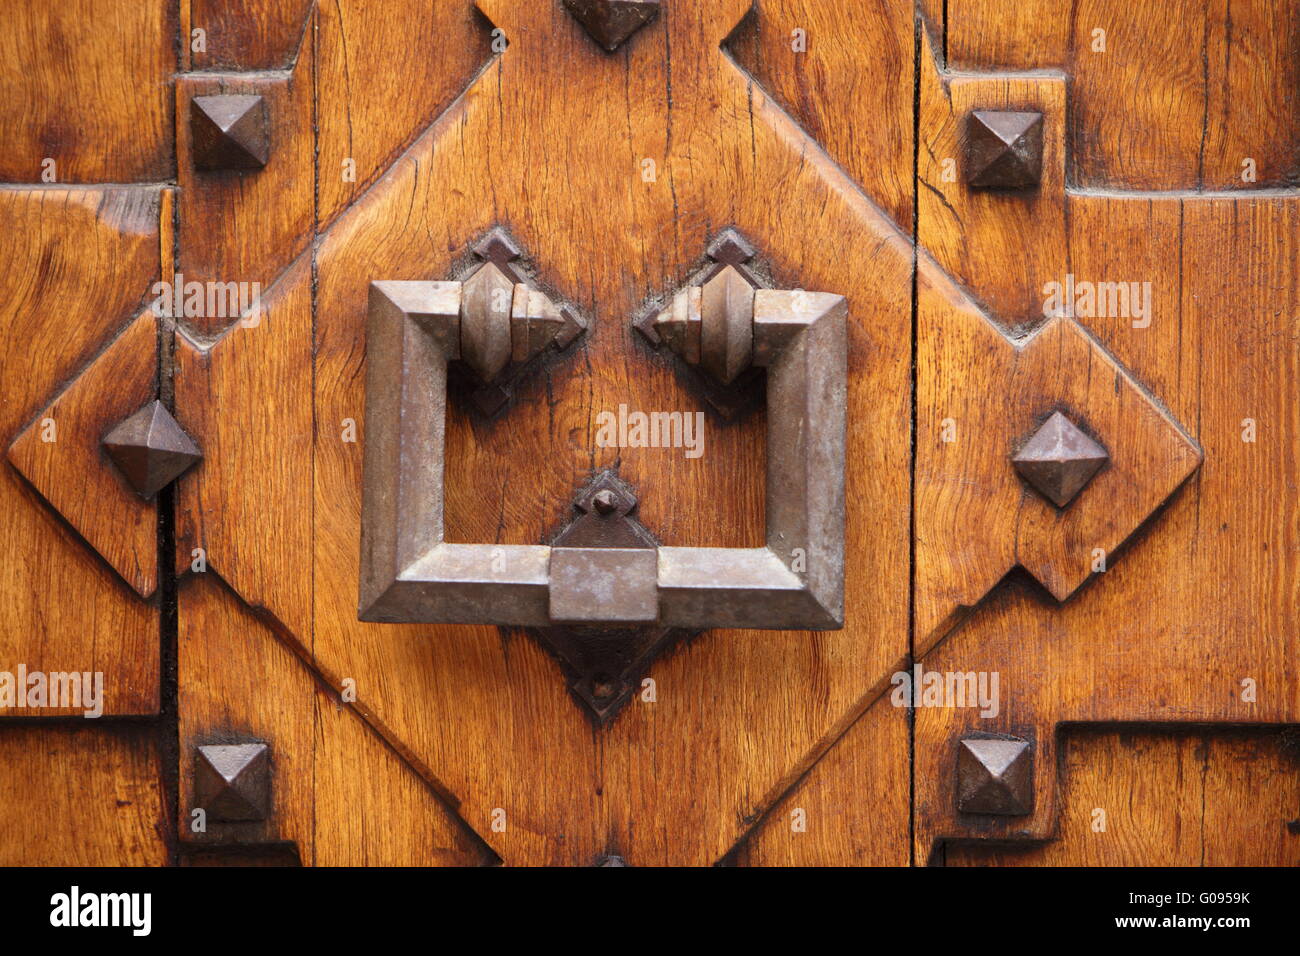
(1, 0), (1296, 868)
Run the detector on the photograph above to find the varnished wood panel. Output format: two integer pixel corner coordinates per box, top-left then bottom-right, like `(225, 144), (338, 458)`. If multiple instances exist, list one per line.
(175, 256), (314, 637)
(917, 34), (1067, 326)
(185, 0), (314, 71)
(9, 312), (161, 598)
(947, 0), (1300, 190)
(175, 50), (315, 339)
(0, 1), (175, 182)
(912, 194), (1299, 856)
(946, 729), (1300, 866)
(0, 727), (169, 866)
(0, 188), (165, 717)
(2, 0), (1296, 868)
(728, 699), (910, 866)
(314, 0), (494, 228)
(178, 574), (488, 866)
(296, 0), (915, 865)
(727, 0), (915, 229)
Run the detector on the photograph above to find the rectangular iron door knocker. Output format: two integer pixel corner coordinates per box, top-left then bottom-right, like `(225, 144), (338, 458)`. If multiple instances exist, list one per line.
(358, 254), (847, 633)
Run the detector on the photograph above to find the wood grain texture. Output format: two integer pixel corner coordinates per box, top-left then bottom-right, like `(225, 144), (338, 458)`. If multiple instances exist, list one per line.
(178, 573), (488, 865)
(918, 31), (1068, 326)
(9, 312), (161, 598)
(0, 187), (165, 717)
(3, 0), (1296, 868)
(947, 0), (1300, 190)
(175, 256), (314, 637)
(314, 0), (494, 228)
(727, 698), (910, 866)
(945, 728), (1300, 866)
(0, 0), (175, 182)
(0, 726), (169, 865)
(727, 0), (914, 230)
(185, 0), (314, 70)
(912, 300), (1202, 649)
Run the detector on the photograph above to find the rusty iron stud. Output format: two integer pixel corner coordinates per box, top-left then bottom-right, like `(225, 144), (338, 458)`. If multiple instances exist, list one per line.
(1012, 411), (1108, 507)
(190, 94), (269, 171)
(592, 489), (619, 515)
(964, 110), (1043, 190)
(563, 0), (661, 52)
(957, 736), (1033, 815)
(595, 854), (629, 867)
(102, 400), (202, 499)
(194, 742), (271, 822)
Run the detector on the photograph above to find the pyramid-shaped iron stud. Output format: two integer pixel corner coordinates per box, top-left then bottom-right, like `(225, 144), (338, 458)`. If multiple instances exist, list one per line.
(563, 0), (661, 52)
(191, 94), (270, 171)
(102, 400), (202, 499)
(964, 110), (1044, 190)
(957, 737), (1034, 815)
(193, 743), (271, 822)
(1011, 411), (1108, 508)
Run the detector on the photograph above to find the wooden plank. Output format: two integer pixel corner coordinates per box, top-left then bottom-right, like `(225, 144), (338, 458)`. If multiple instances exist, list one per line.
(948, 0), (1300, 190)
(175, 49), (316, 339)
(913, 193), (1300, 857)
(0, 1), (175, 182)
(175, 256), (314, 637)
(728, 699), (911, 866)
(315, 0), (494, 228)
(946, 729), (1300, 865)
(0, 726), (169, 865)
(918, 30), (1068, 325)
(186, 0), (314, 70)
(726, 0), (915, 229)
(0, 187), (164, 717)
(9, 312), (161, 598)
(178, 573), (488, 865)
(302, 0), (914, 864)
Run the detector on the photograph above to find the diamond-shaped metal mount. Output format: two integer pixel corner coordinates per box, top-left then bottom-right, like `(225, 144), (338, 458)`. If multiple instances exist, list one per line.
(563, 0), (661, 52)
(190, 94), (270, 171)
(531, 470), (680, 726)
(964, 110), (1043, 190)
(455, 228), (586, 416)
(957, 737), (1033, 816)
(194, 743), (271, 822)
(102, 400), (202, 499)
(655, 264), (754, 385)
(635, 229), (766, 419)
(1012, 411), (1108, 508)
